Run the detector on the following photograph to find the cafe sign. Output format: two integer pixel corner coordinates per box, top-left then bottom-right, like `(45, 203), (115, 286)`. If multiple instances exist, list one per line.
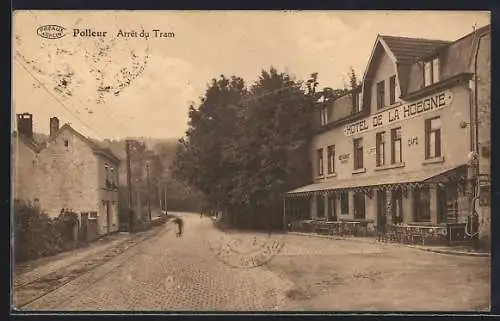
(344, 90), (454, 137)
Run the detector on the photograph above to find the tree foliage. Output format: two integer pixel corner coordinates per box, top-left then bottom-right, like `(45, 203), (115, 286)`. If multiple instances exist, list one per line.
(172, 67), (323, 229)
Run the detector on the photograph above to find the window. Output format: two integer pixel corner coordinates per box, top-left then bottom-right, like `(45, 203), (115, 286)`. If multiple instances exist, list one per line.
(104, 164), (110, 187)
(391, 189), (403, 224)
(328, 195), (337, 221)
(353, 91), (362, 113)
(353, 192), (366, 219)
(376, 80), (385, 109)
(437, 186), (448, 223)
(340, 192), (349, 215)
(432, 58), (440, 84)
(317, 148), (324, 176)
(389, 75), (396, 105)
(353, 138), (364, 170)
(320, 107), (328, 126)
(413, 186), (431, 222)
(425, 117), (441, 159)
(64, 139), (69, 147)
(391, 127), (402, 164)
(110, 167), (116, 187)
(327, 145), (335, 174)
(376, 132), (386, 167)
(358, 92), (363, 112)
(317, 194), (325, 218)
(424, 57), (440, 87)
(424, 61), (432, 87)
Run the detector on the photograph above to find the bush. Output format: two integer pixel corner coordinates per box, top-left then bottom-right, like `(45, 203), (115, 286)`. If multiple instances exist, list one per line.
(54, 210), (79, 243)
(14, 200), (82, 262)
(14, 199), (63, 262)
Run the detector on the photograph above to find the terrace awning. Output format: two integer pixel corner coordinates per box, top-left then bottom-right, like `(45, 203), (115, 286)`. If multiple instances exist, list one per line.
(287, 164), (467, 198)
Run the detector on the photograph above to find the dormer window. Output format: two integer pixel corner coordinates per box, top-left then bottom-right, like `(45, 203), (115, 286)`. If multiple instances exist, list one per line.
(376, 80), (385, 110)
(320, 107), (328, 126)
(424, 57), (440, 87)
(389, 75), (397, 105)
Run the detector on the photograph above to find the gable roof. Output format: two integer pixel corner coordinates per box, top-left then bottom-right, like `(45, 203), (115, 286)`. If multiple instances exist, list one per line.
(56, 124), (121, 164)
(13, 124), (121, 164)
(379, 35), (451, 64)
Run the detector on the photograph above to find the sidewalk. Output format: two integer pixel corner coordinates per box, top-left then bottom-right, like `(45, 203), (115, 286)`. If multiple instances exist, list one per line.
(287, 231), (490, 258)
(14, 216), (172, 288)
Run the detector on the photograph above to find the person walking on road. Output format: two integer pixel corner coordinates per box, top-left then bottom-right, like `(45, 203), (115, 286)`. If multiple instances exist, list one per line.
(173, 216), (184, 238)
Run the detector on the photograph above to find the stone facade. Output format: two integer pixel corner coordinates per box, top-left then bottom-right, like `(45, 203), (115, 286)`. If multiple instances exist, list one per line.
(12, 118), (121, 237)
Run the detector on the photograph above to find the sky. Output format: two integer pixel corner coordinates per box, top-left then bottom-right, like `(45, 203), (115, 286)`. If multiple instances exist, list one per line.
(12, 11), (490, 140)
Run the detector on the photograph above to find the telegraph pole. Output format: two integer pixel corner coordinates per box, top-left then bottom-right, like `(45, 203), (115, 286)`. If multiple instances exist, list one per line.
(146, 163), (151, 222)
(125, 140), (134, 232)
(158, 180), (162, 212)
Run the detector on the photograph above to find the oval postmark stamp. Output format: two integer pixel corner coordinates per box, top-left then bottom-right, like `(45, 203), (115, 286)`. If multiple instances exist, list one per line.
(201, 216), (286, 269)
(37, 25), (66, 39)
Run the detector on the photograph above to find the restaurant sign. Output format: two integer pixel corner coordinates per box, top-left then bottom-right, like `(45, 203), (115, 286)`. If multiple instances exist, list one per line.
(344, 90), (454, 137)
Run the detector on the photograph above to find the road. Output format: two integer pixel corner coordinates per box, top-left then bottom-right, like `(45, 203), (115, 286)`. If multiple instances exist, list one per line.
(15, 212), (490, 312)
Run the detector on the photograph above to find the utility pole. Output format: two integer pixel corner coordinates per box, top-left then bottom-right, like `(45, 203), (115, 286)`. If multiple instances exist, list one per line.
(125, 140), (134, 232)
(158, 180), (162, 212)
(146, 162), (151, 222)
(164, 181), (168, 214)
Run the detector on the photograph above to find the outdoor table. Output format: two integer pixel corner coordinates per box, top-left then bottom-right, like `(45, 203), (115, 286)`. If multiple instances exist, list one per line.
(340, 221), (361, 236)
(397, 225), (447, 245)
(325, 221), (342, 236)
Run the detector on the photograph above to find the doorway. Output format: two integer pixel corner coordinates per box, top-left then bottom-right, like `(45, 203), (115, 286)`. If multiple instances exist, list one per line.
(328, 194), (337, 221)
(377, 190), (387, 225)
(105, 200), (111, 234)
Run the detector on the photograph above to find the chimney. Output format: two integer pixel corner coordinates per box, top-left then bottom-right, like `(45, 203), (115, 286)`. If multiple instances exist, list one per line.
(16, 113), (33, 140)
(50, 117), (60, 138)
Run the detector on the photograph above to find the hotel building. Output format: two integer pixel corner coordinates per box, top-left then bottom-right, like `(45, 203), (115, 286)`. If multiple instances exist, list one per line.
(286, 25), (491, 245)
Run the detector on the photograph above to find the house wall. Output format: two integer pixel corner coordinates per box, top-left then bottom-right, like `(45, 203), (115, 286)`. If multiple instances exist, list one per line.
(475, 30), (491, 245)
(35, 128), (100, 218)
(96, 156), (120, 234)
(11, 137), (38, 203)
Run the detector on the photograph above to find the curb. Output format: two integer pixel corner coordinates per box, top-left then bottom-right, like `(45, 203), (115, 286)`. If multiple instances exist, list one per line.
(287, 232), (490, 258)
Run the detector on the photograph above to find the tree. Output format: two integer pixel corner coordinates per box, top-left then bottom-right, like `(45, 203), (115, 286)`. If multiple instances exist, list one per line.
(348, 66), (360, 90)
(171, 75), (247, 212)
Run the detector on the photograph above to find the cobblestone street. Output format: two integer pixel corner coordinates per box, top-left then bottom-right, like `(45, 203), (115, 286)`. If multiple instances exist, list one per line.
(14, 212), (490, 312)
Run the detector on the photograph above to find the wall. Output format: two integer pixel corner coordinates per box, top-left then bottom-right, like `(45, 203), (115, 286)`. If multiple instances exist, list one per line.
(33, 128), (100, 219)
(11, 137), (38, 203)
(475, 30), (491, 246)
(96, 155), (120, 234)
(369, 49), (400, 111)
(311, 84), (471, 183)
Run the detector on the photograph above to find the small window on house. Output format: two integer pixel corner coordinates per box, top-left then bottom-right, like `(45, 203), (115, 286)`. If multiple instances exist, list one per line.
(376, 132), (386, 167)
(317, 148), (324, 176)
(424, 61), (432, 87)
(327, 145), (335, 174)
(352, 92), (362, 113)
(432, 58), (440, 83)
(320, 107), (328, 126)
(391, 127), (402, 164)
(425, 117), (441, 159)
(424, 57), (440, 87)
(389, 75), (396, 105)
(357, 92), (363, 112)
(376, 80), (385, 109)
(353, 138), (364, 170)
(340, 192), (349, 215)
(64, 139), (69, 147)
